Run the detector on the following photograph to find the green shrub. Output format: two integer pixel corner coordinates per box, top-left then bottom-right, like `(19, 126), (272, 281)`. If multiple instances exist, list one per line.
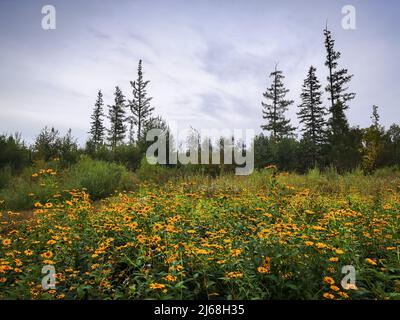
(0, 166), (60, 210)
(66, 156), (134, 199)
(0, 166), (12, 189)
(137, 157), (177, 183)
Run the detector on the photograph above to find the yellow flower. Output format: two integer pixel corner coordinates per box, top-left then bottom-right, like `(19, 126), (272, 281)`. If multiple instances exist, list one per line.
(330, 285), (340, 292)
(323, 276), (335, 285)
(305, 241), (314, 246)
(150, 283), (166, 290)
(230, 249), (242, 257)
(338, 291), (349, 299)
(45, 203), (53, 208)
(335, 249), (344, 255)
(383, 204), (392, 210)
(14, 259), (23, 266)
(323, 292), (335, 300)
(366, 258), (377, 266)
(24, 250), (33, 256)
(2, 239), (12, 246)
(41, 251), (53, 259)
(316, 242), (327, 249)
(47, 240), (57, 245)
(329, 257), (339, 262)
(257, 266), (270, 274)
(225, 271), (243, 279)
(195, 249), (211, 255)
(34, 202), (42, 208)
(163, 275), (177, 282)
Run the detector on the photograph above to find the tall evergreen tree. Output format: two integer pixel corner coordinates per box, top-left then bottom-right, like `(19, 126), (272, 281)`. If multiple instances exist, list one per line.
(297, 66), (327, 165)
(129, 60), (154, 142)
(108, 86), (127, 150)
(324, 26), (355, 134)
(88, 90), (106, 148)
(324, 26), (356, 169)
(261, 65), (296, 139)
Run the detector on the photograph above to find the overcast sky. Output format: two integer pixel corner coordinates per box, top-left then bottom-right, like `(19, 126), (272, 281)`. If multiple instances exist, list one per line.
(0, 0), (399, 144)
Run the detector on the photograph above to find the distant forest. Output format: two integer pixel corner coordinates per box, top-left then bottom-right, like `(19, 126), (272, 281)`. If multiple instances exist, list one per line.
(1, 27), (400, 177)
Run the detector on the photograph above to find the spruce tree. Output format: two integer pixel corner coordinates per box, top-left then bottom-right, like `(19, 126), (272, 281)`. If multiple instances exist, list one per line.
(261, 65), (296, 140)
(324, 26), (356, 169)
(129, 60), (154, 142)
(297, 66), (326, 165)
(88, 90), (106, 148)
(324, 27), (355, 128)
(108, 86), (127, 150)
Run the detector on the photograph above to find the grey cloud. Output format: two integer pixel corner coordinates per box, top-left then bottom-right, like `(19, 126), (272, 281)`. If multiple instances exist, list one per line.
(87, 26), (112, 40)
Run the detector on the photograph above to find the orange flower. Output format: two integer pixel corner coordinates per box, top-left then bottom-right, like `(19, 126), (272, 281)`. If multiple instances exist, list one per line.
(230, 249), (242, 257)
(150, 283), (166, 290)
(2, 239), (12, 246)
(257, 266), (270, 274)
(41, 251), (53, 259)
(225, 271), (243, 279)
(163, 275), (177, 282)
(323, 276), (335, 285)
(323, 292), (335, 300)
(330, 285), (340, 292)
(366, 258), (377, 266)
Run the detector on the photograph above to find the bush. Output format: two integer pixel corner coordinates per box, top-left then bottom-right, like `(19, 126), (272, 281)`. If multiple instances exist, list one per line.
(0, 165), (60, 210)
(137, 157), (177, 183)
(0, 166), (12, 189)
(66, 156), (134, 199)
(0, 133), (30, 173)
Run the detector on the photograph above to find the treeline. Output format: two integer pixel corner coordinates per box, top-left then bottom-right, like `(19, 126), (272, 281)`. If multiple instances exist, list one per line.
(256, 26), (400, 173)
(1, 28), (400, 180)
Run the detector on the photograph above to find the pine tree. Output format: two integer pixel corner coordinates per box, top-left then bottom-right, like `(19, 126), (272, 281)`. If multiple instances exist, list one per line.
(108, 86), (127, 150)
(324, 26), (355, 136)
(324, 26), (356, 169)
(297, 66), (327, 165)
(127, 116), (135, 145)
(129, 60), (154, 142)
(88, 90), (106, 148)
(261, 65), (296, 140)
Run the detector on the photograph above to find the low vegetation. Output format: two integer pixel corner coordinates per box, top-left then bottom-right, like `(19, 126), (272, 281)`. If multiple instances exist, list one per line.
(0, 167), (398, 299)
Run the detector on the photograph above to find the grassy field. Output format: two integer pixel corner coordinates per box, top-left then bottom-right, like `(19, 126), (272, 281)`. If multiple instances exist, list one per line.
(0, 166), (399, 299)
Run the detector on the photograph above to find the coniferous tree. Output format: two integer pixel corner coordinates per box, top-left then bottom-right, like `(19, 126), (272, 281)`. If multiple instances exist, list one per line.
(297, 66), (327, 165)
(108, 86), (127, 150)
(324, 26), (356, 169)
(261, 65), (296, 140)
(128, 117), (135, 145)
(129, 60), (154, 142)
(88, 90), (106, 148)
(324, 27), (355, 132)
